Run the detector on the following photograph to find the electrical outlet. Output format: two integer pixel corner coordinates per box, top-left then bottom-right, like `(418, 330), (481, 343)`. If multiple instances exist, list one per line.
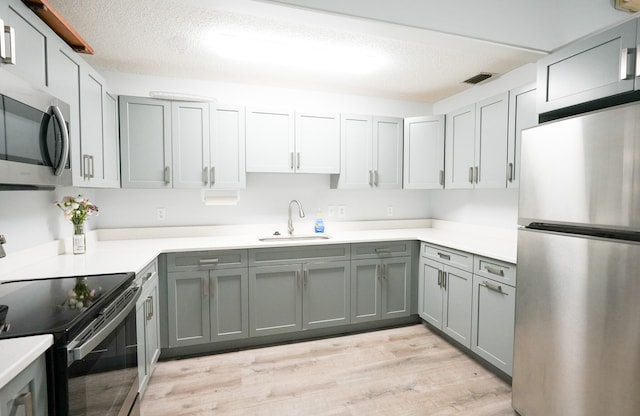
(156, 207), (166, 221)
(328, 205), (336, 217)
(338, 205), (346, 217)
(387, 206), (393, 217)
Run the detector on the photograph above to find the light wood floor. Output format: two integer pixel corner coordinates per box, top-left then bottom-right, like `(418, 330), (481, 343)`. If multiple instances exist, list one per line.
(141, 324), (514, 415)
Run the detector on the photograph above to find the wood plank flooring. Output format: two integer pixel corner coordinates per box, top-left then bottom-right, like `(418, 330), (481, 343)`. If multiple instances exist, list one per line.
(141, 324), (514, 415)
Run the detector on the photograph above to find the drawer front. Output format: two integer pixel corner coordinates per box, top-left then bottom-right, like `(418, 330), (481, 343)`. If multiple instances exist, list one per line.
(249, 244), (350, 266)
(167, 250), (248, 271)
(474, 256), (516, 287)
(351, 241), (412, 259)
(421, 243), (473, 272)
(137, 259), (158, 284)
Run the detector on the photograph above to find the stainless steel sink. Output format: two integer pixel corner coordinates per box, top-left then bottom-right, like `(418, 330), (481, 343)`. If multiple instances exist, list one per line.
(258, 234), (331, 242)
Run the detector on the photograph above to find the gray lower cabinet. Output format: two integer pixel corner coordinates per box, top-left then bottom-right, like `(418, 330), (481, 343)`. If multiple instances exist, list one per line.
(418, 243), (473, 348)
(471, 256), (517, 375)
(136, 260), (160, 394)
(249, 260), (351, 336)
(0, 354), (47, 416)
(351, 242), (412, 323)
(166, 250), (249, 348)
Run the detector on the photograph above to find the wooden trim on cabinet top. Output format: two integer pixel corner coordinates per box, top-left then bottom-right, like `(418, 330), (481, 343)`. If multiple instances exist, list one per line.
(21, 0), (94, 54)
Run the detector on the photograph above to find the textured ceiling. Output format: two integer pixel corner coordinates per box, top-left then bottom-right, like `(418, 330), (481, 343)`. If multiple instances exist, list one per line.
(47, 0), (546, 102)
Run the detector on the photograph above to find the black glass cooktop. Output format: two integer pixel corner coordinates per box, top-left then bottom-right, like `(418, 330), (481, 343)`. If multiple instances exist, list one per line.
(0, 272), (134, 341)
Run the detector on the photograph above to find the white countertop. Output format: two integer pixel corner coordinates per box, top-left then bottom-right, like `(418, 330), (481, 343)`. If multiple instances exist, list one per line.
(0, 335), (53, 389)
(0, 219), (517, 281)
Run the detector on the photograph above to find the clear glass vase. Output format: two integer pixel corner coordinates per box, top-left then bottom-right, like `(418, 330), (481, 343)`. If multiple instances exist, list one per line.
(73, 222), (86, 254)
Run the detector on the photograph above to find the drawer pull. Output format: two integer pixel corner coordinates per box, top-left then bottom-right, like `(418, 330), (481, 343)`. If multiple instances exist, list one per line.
(482, 280), (506, 295)
(485, 266), (505, 277)
(15, 392), (33, 416)
(375, 248), (392, 254)
(437, 252), (451, 261)
(199, 258), (219, 265)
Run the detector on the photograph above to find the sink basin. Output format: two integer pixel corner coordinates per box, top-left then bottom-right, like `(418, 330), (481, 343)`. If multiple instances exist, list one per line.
(258, 234), (331, 242)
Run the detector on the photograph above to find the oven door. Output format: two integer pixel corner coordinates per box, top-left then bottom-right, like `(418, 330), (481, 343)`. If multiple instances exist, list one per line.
(60, 285), (140, 416)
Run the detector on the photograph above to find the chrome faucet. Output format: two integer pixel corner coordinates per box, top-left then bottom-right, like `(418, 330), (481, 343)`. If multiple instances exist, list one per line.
(0, 235), (6, 258)
(288, 200), (305, 235)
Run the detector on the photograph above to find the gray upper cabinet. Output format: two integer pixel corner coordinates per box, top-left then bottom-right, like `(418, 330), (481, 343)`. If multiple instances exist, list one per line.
(245, 108), (295, 173)
(211, 106), (246, 189)
(334, 115), (403, 189)
(295, 112), (341, 174)
(537, 18), (638, 114)
(445, 93), (509, 189)
(507, 84), (537, 189)
(171, 101), (210, 189)
(120, 96), (173, 188)
(1, 1), (47, 89)
(403, 115), (445, 189)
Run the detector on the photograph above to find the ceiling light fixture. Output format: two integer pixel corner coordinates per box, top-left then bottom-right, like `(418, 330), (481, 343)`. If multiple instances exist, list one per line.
(206, 32), (385, 75)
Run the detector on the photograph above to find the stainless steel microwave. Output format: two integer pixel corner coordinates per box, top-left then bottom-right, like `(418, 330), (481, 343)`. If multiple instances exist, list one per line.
(0, 69), (72, 189)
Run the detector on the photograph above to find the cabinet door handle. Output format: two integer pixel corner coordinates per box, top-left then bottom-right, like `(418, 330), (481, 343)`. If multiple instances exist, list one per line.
(2, 24), (15, 65)
(199, 258), (219, 265)
(202, 167), (209, 185)
(15, 392), (32, 416)
(482, 280), (506, 294)
(146, 296), (153, 320)
(210, 166), (216, 186)
(485, 266), (505, 277)
(374, 170), (379, 186)
(164, 166), (171, 184)
(90, 155), (95, 178)
(443, 272), (447, 290)
(290, 152), (295, 170)
(303, 270), (308, 286)
(210, 279), (216, 298)
(381, 263), (387, 280)
(474, 166), (479, 184)
(621, 47), (634, 80)
(468, 167), (474, 184)
(369, 170), (374, 187)
(439, 170), (444, 186)
(507, 163), (514, 182)
(376, 264), (381, 280)
(82, 155), (89, 179)
(437, 252), (451, 261)
(296, 152), (301, 169)
(437, 270), (442, 287)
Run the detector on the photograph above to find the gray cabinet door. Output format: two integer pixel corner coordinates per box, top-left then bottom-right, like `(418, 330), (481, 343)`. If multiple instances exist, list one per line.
(418, 258), (444, 327)
(475, 93), (508, 189)
(79, 71), (104, 183)
(211, 105), (246, 189)
(4, 2), (47, 89)
(171, 101), (209, 188)
(471, 275), (515, 375)
(442, 265), (472, 348)
(0, 354), (47, 416)
(249, 264), (302, 336)
(303, 261), (350, 330)
(211, 268), (249, 341)
(102, 92), (121, 187)
(119, 96), (172, 188)
(295, 112), (341, 174)
(145, 277), (161, 376)
(538, 19), (637, 114)
(336, 114), (373, 189)
(350, 259), (380, 323)
(403, 116), (445, 189)
(445, 104), (475, 189)
(245, 108), (295, 173)
(381, 256), (411, 319)
(167, 271), (210, 348)
(507, 84), (537, 189)
(373, 116), (403, 189)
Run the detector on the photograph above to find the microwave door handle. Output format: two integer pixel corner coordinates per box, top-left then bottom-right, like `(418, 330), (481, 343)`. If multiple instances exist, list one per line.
(51, 105), (70, 176)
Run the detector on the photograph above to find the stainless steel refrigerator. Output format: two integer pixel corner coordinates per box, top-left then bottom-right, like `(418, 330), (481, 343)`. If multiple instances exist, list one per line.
(512, 102), (640, 416)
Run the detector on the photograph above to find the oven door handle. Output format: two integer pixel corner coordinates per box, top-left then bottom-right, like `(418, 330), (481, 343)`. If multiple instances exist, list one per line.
(67, 286), (140, 366)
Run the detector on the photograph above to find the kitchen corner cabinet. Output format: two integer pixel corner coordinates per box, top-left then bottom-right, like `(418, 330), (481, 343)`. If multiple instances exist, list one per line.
(537, 18), (638, 115)
(248, 245), (351, 337)
(403, 115), (445, 189)
(120, 96), (172, 188)
(245, 109), (340, 174)
(471, 256), (516, 375)
(334, 115), (403, 189)
(418, 243), (473, 348)
(136, 260), (160, 394)
(0, 354), (48, 416)
(350, 242), (412, 323)
(166, 250), (249, 348)
(507, 84), (537, 189)
(445, 93), (509, 189)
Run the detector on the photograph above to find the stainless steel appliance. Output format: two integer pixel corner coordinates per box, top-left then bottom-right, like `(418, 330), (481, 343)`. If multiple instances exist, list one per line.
(512, 102), (640, 415)
(0, 69), (71, 189)
(0, 272), (140, 416)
